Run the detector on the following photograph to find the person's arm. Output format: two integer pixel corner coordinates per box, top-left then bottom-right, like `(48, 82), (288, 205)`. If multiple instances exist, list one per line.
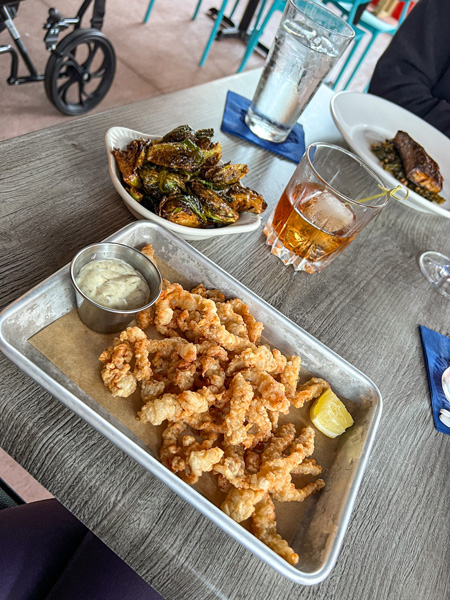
(369, 0), (450, 137)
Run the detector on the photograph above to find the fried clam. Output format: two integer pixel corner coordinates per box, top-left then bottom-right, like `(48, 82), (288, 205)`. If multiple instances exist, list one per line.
(292, 377), (330, 409)
(278, 355), (302, 400)
(221, 425), (322, 523)
(227, 298), (264, 345)
(97, 248), (329, 565)
(227, 345), (286, 377)
(252, 494), (299, 565)
(160, 422), (223, 484)
(190, 283), (226, 304)
(154, 283), (253, 353)
(99, 326), (151, 397)
(138, 386), (216, 426)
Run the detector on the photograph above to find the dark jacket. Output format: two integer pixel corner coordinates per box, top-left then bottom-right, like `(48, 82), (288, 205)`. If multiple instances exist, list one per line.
(369, 0), (450, 137)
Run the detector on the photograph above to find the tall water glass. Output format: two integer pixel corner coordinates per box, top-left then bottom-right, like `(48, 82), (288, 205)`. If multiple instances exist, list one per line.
(264, 143), (389, 273)
(245, 0), (354, 143)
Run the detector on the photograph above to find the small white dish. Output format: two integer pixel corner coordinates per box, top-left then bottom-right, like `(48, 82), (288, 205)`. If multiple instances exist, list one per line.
(439, 411), (450, 428)
(105, 126), (262, 241)
(442, 366), (450, 401)
(330, 92), (450, 218)
(439, 408), (450, 420)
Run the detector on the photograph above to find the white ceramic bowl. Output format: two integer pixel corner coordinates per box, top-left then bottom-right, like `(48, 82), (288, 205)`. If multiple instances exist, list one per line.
(105, 126), (262, 241)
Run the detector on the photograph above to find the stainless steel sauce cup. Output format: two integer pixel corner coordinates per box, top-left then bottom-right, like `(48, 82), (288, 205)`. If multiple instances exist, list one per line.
(70, 242), (162, 334)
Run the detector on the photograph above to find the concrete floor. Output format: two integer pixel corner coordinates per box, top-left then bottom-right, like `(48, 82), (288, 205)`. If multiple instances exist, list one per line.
(0, 0), (391, 498)
(0, 0), (390, 142)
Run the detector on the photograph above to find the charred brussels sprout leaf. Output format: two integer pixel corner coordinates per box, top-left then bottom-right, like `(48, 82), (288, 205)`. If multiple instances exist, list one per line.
(112, 139), (148, 188)
(139, 165), (160, 194)
(225, 184), (268, 214)
(158, 194), (207, 228)
(161, 125), (195, 143)
(126, 185), (143, 202)
(201, 162), (249, 189)
(189, 180), (239, 226)
(158, 170), (187, 194)
(202, 142), (222, 167)
(147, 140), (205, 172)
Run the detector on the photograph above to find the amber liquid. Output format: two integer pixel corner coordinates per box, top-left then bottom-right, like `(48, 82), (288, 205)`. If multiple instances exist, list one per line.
(270, 183), (357, 270)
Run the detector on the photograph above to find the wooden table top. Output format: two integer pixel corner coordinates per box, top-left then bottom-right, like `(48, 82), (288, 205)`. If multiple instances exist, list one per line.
(1, 70), (449, 600)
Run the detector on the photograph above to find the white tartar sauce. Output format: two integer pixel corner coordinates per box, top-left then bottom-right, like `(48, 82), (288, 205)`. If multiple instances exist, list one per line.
(76, 258), (150, 310)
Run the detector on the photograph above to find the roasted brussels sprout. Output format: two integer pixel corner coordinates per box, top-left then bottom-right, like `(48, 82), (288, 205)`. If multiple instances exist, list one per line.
(201, 162), (249, 189)
(160, 125), (214, 147)
(224, 184), (268, 214)
(126, 185), (143, 202)
(147, 140), (205, 172)
(112, 124), (267, 229)
(139, 165), (160, 194)
(160, 125), (196, 143)
(158, 169), (187, 194)
(113, 139), (148, 188)
(189, 180), (239, 225)
(202, 142), (222, 167)
(158, 193), (207, 228)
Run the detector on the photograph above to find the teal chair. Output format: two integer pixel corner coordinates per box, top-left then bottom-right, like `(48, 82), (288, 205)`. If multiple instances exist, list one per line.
(143, 0), (156, 23)
(237, 0), (285, 73)
(197, 0), (241, 66)
(143, 0), (240, 24)
(324, 0), (413, 89)
(143, 0), (242, 69)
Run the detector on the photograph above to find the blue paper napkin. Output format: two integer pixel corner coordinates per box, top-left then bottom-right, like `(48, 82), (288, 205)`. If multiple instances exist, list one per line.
(220, 90), (305, 164)
(419, 325), (450, 434)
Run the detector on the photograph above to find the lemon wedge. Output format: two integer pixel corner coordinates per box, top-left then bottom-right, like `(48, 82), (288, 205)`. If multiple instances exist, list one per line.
(310, 389), (354, 438)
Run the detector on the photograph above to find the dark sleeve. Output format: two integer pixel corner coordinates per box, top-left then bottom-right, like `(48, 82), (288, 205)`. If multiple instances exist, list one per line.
(368, 0), (450, 137)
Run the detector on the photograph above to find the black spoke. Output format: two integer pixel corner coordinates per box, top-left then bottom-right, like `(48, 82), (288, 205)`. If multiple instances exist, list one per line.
(58, 76), (77, 104)
(90, 67), (106, 79)
(78, 81), (85, 106)
(82, 41), (100, 72)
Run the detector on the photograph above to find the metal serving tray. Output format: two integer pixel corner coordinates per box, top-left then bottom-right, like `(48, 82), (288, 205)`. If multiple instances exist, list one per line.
(0, 221), (382, 585)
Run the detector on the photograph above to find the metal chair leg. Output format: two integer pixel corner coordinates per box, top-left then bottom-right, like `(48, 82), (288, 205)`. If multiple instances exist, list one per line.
(192, 0), (203, 21)
(229, 0), (241, 19)
(143, 0), (156, 24)
(237, 0), (279, 73)
(199, 0), (231, 67)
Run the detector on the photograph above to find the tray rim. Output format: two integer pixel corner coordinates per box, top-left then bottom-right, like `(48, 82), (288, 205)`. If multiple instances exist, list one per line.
(0, 220), (382, 585)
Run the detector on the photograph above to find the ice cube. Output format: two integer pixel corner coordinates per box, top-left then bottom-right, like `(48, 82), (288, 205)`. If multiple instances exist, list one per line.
(301, 189), (355, 233)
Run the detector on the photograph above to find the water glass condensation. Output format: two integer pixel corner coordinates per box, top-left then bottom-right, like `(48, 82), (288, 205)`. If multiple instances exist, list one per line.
(245, 0), (354, 143)
(264, 143), (389, 273)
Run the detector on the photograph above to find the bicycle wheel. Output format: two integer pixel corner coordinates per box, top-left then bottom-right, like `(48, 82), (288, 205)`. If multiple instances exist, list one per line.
(44, 28), (116, 116)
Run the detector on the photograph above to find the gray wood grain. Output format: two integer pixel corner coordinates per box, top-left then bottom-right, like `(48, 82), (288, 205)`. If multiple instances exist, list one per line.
(1, 70), (450, 600)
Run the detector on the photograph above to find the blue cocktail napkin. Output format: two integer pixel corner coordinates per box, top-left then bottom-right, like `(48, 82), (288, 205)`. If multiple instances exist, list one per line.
(419, 325), (450, 434)
(220, 90), (305, 164)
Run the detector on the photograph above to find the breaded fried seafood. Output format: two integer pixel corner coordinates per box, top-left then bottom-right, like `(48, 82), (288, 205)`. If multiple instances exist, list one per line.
(99, 244), (331, 565)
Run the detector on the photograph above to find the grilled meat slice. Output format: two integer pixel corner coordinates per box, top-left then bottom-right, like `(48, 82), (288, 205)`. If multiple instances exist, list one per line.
(393, 131), (443, 193)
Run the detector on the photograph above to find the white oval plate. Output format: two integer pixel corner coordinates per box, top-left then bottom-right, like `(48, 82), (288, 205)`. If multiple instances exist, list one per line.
(105, 126), (262, 240)
(330, 92), (450, 218)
